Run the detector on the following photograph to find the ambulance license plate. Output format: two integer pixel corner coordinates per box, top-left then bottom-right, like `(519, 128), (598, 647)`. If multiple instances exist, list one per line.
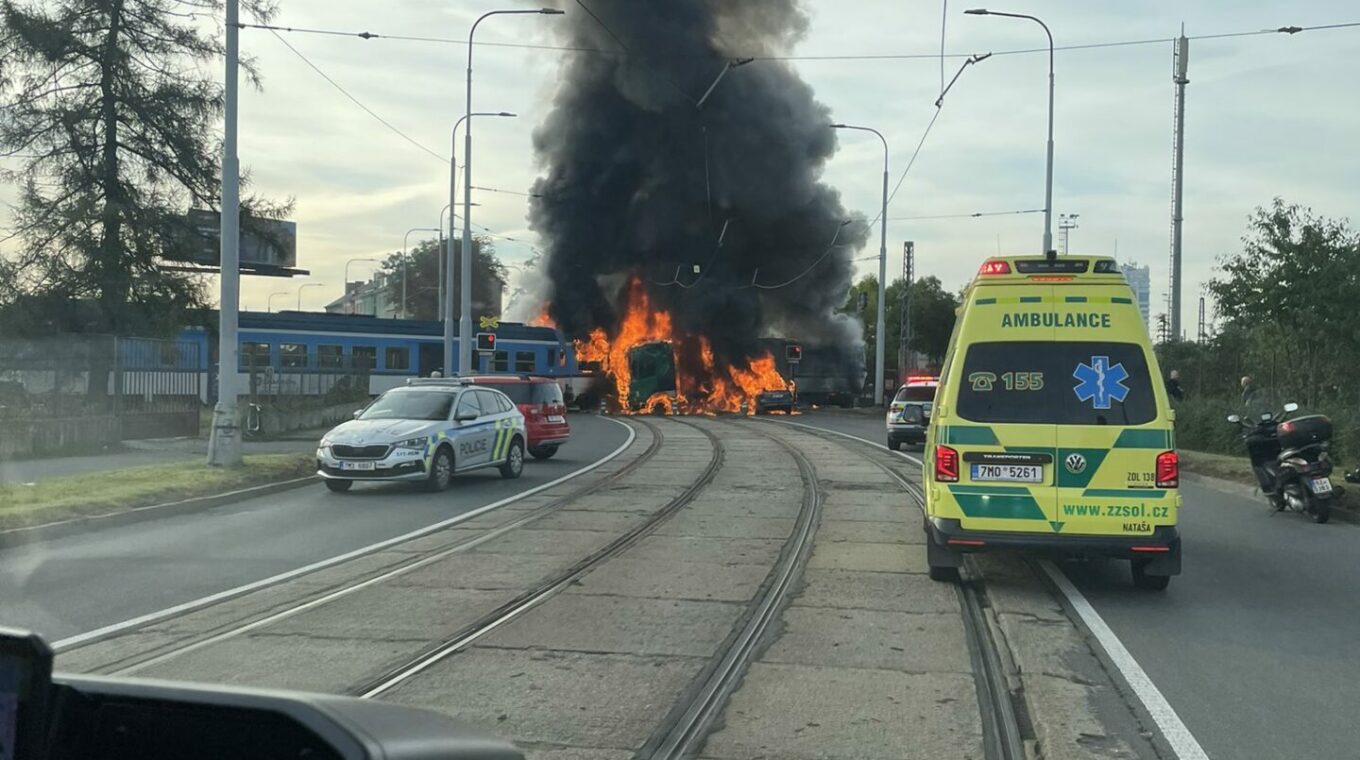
(1309, 476), (1332, 494)
(971, 464), (1043, 483)
(341, 461), (376, 471)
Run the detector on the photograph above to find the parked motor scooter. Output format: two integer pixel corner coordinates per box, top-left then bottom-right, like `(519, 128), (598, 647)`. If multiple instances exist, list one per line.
(1228, 402), (1336, 524)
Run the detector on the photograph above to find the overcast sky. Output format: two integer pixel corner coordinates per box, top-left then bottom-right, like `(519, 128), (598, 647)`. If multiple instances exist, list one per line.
(3, 0), (1358, 331)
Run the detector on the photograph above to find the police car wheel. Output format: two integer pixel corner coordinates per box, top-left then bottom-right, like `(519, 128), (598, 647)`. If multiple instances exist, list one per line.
(529, 445), (558, 460)
(324, 479), (352, 493)
(887, 439), (901, 451)
(500, 438), (524, 479)
(1131, 560), (1171, 591)
(425, 447), (454, 492)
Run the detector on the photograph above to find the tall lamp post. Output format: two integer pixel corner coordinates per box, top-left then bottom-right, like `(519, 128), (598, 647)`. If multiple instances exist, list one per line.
(267, 291), (289, 314)
(966, 8), (1055, 255)
(208, 0), (242, 466)
(402, 227), (440, 319)
(344, 258), (379, 314)
(446, 112), (514, 374)
(296, 282), (325, 312)
(831, 123), (889, 407)
(459, 8), (562, 378)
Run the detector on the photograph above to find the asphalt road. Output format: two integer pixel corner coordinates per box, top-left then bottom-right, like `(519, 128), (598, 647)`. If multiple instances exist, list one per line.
(783, 410), (1360, 760)
(0, 414), (630, 643)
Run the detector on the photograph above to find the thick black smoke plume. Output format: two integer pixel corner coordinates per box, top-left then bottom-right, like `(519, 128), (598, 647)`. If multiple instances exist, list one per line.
(529, 0), (868, 369)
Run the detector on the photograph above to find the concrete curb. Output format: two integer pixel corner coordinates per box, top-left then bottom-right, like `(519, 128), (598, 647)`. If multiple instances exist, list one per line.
(0, 475), (319, 549)
(1182, 471), (1358, 523)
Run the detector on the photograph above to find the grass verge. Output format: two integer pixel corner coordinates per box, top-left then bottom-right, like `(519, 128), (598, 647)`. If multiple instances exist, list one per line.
(0, 453), (315, 531)
(1179, 449), (1258, 488)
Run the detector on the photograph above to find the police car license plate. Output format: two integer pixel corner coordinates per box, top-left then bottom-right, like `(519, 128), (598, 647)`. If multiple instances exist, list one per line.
(341, 461), (376, 471)
(971, 464), (1042, 483)
(1309, 476), (1333, 494)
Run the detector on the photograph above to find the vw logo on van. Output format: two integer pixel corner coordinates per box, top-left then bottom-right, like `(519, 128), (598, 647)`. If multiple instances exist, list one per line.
(1064, 453), (1087, 474)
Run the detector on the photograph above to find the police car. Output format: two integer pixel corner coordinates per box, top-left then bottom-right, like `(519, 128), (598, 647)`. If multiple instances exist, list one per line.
(317, 378), (527, 493)
(922, 255), (1180, 590)
(886, 375), (938, 450)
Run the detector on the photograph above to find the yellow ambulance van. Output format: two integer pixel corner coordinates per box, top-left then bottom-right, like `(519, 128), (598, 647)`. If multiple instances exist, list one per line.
(923, 255), (1180, 590)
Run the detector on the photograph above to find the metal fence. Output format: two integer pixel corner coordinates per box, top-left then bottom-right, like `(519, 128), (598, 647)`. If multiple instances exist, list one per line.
(0, 334), (203, 443)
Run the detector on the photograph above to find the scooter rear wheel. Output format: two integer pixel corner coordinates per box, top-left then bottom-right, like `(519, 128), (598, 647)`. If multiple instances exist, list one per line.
(1311, 501), (1332, 524)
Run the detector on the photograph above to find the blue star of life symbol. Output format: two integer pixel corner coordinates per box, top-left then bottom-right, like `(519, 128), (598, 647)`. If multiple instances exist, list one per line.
(1072, 355), (1130, 409)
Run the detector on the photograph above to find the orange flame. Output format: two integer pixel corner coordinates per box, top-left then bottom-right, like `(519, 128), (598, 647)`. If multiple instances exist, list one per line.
(573, 278), (791, 415)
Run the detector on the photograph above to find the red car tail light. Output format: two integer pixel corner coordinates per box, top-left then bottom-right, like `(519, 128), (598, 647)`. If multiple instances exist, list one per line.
(1155, 450), (1179, 488)
(935, 445), (960, 483)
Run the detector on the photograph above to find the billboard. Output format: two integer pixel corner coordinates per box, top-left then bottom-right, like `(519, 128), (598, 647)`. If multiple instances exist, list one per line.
(181, 210), (298, 271)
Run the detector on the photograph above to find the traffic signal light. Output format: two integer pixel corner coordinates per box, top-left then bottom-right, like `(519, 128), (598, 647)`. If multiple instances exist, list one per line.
(785, 344), (803, 363)
(476, 332), (496, 353)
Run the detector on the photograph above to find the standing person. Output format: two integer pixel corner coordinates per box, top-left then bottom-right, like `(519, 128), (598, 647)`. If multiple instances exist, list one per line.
(1240, 375), (1260, 408)
(1165, 369), (1185, 402)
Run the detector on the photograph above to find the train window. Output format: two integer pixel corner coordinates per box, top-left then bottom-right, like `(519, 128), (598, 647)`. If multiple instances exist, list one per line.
(385, 346), (410, 371)
(492, 351), (509, 372)
(241, 342), (270, 368)
(352, 346), (377, 370)
(515, 352), (536, 373)
(317, 345), (343, 369)
(547, 348), (559, 367)
(280, 343), (308, 369)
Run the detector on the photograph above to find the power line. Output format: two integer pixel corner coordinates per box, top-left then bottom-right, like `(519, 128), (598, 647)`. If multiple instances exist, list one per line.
(240, 20), (1360, 63)
(267, 30), (447, 163)
(888, 208), (1044, 221)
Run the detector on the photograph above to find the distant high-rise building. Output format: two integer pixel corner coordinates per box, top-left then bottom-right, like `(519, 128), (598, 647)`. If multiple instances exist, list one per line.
(1120, 263), (1151, 324)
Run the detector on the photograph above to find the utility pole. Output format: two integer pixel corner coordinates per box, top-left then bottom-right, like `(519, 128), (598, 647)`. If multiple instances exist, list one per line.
(1058, 213), (1079, 255)
(897, 241), (914, 379)
(1197, 294), (1207, 344)
(207, 0), (242, 467)
(1170, 32), (1189, 342)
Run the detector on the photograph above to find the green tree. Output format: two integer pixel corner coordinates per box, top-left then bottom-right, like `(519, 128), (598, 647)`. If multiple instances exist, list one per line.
(1208, 199), (1360, 406)
(906, 276), (959, 363)
(841, 275), (959, 372)
(379, 236), (507, 321)
(0, 0), (286, 337)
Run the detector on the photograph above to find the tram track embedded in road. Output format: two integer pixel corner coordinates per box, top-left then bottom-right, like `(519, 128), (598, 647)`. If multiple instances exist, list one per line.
(641, 419), (823, 760)
(760, 420), (1030, 760)
(352, 417), (726, 699)
(70, 417), (663, 674)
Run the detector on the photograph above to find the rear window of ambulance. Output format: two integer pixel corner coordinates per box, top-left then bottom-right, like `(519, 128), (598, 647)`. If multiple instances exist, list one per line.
(956, 341), (1156, 425)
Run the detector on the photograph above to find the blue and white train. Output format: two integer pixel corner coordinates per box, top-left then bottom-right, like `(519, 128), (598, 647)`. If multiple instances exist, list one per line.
(176, 311), (580, 399)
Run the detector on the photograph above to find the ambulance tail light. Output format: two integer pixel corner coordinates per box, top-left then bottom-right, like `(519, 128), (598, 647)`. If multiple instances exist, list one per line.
(978, 260), (1011, 276)
(1155, 450), (1179, 488)
(935, 445), (960, 483)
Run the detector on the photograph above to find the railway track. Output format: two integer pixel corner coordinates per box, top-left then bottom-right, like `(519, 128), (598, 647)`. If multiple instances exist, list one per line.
(354, 417), (727, 698)
(760, 419), (1030, 760)
(64, 416), (666, 674)
(640, 421), (822, 759)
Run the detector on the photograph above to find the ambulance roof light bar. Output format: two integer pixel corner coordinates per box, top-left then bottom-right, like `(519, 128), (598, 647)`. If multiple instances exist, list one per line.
(978, 259), (1011, 276)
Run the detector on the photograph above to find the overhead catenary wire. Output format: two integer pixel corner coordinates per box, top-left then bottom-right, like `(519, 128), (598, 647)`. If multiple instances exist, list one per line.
(236, 20), (1360, 62)
(267, 30), (447, 162)
(889, 208), (1045, 221)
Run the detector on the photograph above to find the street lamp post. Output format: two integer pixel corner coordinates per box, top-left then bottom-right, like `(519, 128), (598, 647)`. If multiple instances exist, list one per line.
(966, 8), (1055, 254)
(831, 123), (890, 407)
(207, 0), (242, 466)
(267, 291), (289, 313)
(459, 8), (561, 378)
(297, 282), (325, 312)
(402, 227), (440, 319)
(446, 112), (515, 374)
(344, 258), (379, 314)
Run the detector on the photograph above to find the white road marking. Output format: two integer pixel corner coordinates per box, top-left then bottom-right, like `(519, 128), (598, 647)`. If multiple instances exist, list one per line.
(54, 417), (637, 651)
(1039, 562), (1210, 759)
(769, 416), (1211, 760)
